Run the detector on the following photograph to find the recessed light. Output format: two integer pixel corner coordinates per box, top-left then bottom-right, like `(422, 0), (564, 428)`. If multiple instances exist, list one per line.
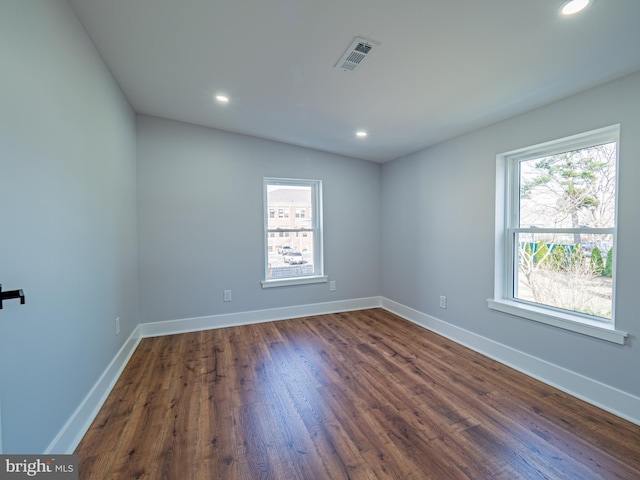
(356, 130), (368, 138)
(561, 0), (590, 15)
(215, 94), (229, 104)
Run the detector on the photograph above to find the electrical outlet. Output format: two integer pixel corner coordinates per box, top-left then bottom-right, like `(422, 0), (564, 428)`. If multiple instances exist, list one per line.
(115, 317), (120, 335)
(329, 280), (336, 291)
(223, 290), (232, 302)
(439, 296), (447, 309)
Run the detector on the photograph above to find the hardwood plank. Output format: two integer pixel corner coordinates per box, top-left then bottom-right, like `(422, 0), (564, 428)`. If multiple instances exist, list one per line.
(254, 363), (329, 479)
(195, 329), (238, 480)
(76, 309), (640, 479)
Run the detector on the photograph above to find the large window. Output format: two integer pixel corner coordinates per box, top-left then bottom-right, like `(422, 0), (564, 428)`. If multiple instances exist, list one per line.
(489, 126), (627, 344)
(262, 178), (326, 287)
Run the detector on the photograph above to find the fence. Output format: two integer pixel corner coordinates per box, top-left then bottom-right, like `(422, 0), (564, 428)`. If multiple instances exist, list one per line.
(268, 264), (315, 278)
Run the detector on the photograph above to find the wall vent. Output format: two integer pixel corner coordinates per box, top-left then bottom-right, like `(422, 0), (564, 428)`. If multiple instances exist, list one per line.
(334, 37), (379, 72)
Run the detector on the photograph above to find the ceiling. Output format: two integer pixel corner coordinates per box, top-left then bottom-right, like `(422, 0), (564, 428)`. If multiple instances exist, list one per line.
(67, 0), (640, 163)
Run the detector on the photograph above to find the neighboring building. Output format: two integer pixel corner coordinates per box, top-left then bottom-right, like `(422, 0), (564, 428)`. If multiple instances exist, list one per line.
(267, 187), (313, 254)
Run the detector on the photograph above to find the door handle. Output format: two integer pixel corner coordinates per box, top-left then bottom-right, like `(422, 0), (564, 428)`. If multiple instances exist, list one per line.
(0, 284), (25, 309)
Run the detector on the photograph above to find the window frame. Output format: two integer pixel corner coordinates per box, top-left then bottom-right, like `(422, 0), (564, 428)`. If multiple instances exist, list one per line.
(261, 177), (327, 288)
(488, 125), (627, 344)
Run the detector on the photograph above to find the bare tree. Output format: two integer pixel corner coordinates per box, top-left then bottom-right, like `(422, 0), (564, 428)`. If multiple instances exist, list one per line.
(520, 142), (616, 242)
(518, 242), (611, 319)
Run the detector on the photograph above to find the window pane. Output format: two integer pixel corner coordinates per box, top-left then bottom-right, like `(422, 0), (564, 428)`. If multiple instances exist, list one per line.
(266, 236), (315, 279)
(519, 142), (616, 229)
(267, 186), (312, 230)
(264, 181), (321, 282)
(514, 232), (613, 319)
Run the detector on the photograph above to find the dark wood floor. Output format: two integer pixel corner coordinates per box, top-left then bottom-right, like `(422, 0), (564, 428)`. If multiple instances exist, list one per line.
(75, 308), (640, 479)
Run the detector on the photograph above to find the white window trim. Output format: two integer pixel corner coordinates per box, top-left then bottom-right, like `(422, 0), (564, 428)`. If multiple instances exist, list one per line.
(488, 125), (628, 345)
(261, 275), (328, 289)
(261, 177), (326, 288)
(487, 299), (626, 344)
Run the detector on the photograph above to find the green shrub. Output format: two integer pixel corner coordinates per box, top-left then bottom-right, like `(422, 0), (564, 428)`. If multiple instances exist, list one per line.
(551, 245), (568, 270)
(570, 244), (586, 268)
(535, 241), (550, 265)
(590, 246), (604, 276)
(524, 243), (534, 260)
(604, 247), (613, 278)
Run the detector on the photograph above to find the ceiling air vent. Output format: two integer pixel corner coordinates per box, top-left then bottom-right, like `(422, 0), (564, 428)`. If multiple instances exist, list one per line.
(334, 37), (379, 72)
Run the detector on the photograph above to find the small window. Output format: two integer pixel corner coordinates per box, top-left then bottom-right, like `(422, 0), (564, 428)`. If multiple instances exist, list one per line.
(262, 178), (327, 287)
(489, 126), (627, 344)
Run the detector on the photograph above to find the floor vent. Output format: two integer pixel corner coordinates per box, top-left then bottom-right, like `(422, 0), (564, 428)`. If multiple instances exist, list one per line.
(334, 37), (379, 72)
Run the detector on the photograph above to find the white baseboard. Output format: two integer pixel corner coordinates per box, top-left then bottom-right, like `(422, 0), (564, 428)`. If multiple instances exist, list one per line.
(139, 297), (382, 338)
(45, 326), (142, 454)
(46, 295), (639, 454)
(380, 297), (640, 427)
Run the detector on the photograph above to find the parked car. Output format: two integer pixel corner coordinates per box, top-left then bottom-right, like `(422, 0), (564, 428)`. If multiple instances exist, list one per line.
(283, 252), (304, 264)
(579, 241), (595, 256)
(278, 245), (293, 254)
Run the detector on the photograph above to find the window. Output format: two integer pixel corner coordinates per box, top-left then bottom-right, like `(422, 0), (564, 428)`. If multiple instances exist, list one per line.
(262, 178), (326, 287)
(489, 126), (627, 344)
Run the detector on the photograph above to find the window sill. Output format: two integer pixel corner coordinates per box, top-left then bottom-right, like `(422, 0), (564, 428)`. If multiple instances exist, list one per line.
(487, 299), (627, 345)
(261, 275), (328, 289)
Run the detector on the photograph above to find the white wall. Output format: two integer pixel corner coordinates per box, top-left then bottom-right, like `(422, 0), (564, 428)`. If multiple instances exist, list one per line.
(382, 71), (640, 399)
(0, 0), (138, 452)
(137, 115), (382, 324)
